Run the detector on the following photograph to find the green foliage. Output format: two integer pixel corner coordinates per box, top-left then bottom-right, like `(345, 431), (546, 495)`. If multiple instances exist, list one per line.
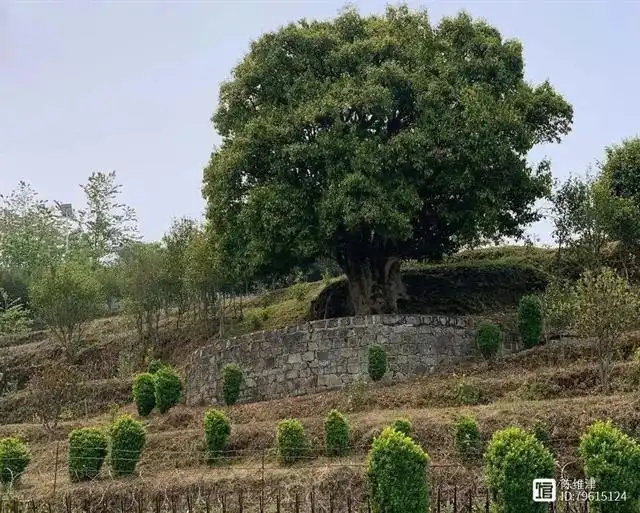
(367, 427), (430, 513)
(77, 171), (140, 265)
(517, 294), (543, 349)
(68, 428), (108, 482)
(276, 419), (308, 465)
(247, 307), (270, 330)
(147, 359), (166, 374)
(222, 363), (243, 406)
(391, 418), (412, 437)
(324, 410), (350, 457)
(29, 262), (102, 356)
(579, 421), (640, 513)
(290, 282), (311, 302)
(454, 416), (481, 462)
(601, 138), (640, 253)
(0, 437), (30, 485)
(455, 379), (482, 406)
(484, 427), (554, 513)
(203, 409), (231, 463)
(368, 345), (387, 382)
(119, 243), (166, 344)
(161, 217), (198, 327)
(154, 367), (182, 414)
(132, 373), (156, 417)
(476, 322), (502, 360)
(204, 6), (572, 315)
(0, 288), (32, 337)
(572, 268), (640, 393)
(551, 173), (611, 271)
(532, 420), (550, 447)
(541, 278), (575, 344)
(0, 181), (65, 277)
(109, 415), (146, 477)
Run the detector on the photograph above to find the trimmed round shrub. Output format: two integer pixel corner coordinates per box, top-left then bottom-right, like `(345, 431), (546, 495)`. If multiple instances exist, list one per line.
(204, 409), (231, 463)
(147, 359), (166, 374)
(368, 427), (429, 513)
(579, 421), (640, 513)
(454, 415), (481, 462)
(368, 345), (387, 382)
(276, 419), (308, 465)
(485, 427), (554, 513)
(222, 363), (243, 406)
(133, 372), (156, 417)
(476, 322), (502, 360)
(391, 418), (412, 436)
(517, 294), (543, 348)
(154, 366), (182, 414)
(324, 410), (350, 457)
(110, 415), (146, 477)
(68, 428), (108, 482)
(0, 437), (30, 485)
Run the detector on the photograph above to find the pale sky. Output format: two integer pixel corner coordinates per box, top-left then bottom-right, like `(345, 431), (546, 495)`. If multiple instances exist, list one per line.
(2, 1), (639, 245)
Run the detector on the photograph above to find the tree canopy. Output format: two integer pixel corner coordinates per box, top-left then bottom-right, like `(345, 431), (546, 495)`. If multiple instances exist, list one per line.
(203, 5), (573, 314)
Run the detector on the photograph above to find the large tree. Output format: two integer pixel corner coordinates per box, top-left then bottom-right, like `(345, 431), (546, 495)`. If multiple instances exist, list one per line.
(203, 5), (573, 314)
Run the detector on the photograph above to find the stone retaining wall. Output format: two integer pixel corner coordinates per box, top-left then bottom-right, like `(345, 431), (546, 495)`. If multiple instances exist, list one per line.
(184, 314), (482, 405)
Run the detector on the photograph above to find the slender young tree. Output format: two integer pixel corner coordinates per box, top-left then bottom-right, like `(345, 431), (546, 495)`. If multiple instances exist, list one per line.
(77, 171), (139, 267)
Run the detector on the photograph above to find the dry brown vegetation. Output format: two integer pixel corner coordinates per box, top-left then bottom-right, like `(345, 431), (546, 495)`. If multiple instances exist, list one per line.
(0, 331), (636, 501)
(1, 250), (639, 502)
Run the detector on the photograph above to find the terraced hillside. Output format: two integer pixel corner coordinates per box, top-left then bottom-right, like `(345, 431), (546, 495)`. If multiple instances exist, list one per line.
(0, 246), (637, 504)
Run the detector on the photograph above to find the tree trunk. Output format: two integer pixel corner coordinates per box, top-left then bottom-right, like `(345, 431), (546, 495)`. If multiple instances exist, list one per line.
(345, 256), (408, 315)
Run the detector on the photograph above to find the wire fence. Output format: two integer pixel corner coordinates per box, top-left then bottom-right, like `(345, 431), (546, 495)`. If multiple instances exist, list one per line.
(0, 436), (595, 512)
(0, 484), (593, 513)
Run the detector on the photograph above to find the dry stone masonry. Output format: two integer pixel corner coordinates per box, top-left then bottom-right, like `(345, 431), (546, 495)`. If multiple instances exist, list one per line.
(184, 315), (480, 405)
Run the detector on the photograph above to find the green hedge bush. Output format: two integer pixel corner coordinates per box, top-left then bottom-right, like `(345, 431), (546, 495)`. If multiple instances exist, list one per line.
(204, 409), (231, 463)
(154, 366), (182, 414)
(0, 437), (30, 485)
(485, 427), (554, 513)
(579, 421), (640, 513)
(276, 419), (308, 465)
(109, 415), (146, 477)
(517, 294), (543, 348)
(68, 428), (108, 482)
(454, 416), (481, 462)
(368, 427), (429, 513)
(222, 363), (243, 406)
(368, 345), (387, 382)
(133, 372), (156, 416)
(391, 418), (412, 436)
(476, 322), (502, 359)
(324, 410), (350, 457)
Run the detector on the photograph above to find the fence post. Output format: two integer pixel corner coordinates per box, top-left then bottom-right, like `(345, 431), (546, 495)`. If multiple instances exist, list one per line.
(52, 441), (60, 498)
(310, 487), (315, 513)
(453, 486), (457, 513)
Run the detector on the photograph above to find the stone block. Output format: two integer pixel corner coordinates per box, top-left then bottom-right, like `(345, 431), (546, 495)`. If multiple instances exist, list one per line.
(318, 374), (341, 388)
(287, 353), (302, 364)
